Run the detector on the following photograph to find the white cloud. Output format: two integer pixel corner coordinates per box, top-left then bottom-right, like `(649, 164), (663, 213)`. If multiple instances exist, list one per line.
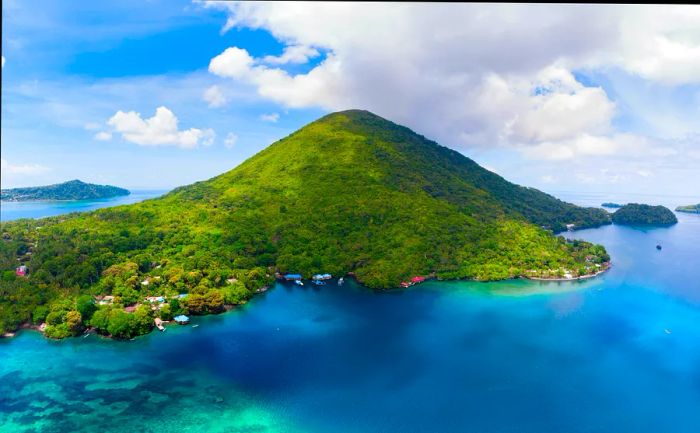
(1, 158), (49, 175)
(206, 3), (700, 165)
(260, 112), (279, 122)
(106, 106), (215, 149)
(224, 132), (238, 149)
(203, 85), (227, 108)
(1, 56), (5, 68)
(262, 45), (319, 65)
(94, 131), (112, 141)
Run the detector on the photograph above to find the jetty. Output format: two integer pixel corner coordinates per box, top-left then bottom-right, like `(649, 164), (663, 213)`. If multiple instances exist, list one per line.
(154, 317), (165, 331)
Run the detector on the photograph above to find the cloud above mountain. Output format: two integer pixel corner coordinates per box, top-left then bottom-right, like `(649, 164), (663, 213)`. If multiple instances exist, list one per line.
(205, 3), (700, 166)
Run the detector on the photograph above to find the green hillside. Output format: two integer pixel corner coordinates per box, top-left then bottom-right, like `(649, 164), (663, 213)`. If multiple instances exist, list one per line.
(0, 110), (611, 338)
(1, 179), (130, 201)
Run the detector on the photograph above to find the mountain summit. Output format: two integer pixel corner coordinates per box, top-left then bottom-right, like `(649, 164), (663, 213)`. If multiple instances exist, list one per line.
(3, 110), (610, 291)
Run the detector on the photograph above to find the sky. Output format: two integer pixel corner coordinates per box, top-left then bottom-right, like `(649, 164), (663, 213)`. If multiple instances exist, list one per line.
(2, 1), (699, 198)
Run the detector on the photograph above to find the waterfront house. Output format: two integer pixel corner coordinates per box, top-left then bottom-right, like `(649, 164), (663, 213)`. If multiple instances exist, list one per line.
(284, 273), (303, 281)
(174, 315), (190, 325)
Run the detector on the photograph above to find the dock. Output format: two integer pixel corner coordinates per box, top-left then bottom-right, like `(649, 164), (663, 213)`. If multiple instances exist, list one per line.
(154, 317), (165, 331)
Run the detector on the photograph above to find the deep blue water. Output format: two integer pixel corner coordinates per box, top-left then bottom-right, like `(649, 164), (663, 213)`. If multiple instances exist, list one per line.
(0, 190), (168, 222)
(1, 192), (699, 432)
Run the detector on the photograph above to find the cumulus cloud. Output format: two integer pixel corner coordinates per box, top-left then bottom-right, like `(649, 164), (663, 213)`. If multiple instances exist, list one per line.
(262, 45), (319, 65)
(105, 106), (215, 149)
(224, 132), (238, 149)
(1, 158), (49, 175)
(260, 112), (279, 122)
(206, 3), (700, 164)
(203, 85), (227, 108)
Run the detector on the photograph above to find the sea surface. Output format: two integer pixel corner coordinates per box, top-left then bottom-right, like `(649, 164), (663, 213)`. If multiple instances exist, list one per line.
(1, 192), (699, 433)
(0, 190), (168, 222)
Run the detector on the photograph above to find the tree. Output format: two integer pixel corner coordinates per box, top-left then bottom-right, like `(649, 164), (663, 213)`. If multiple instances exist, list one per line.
(76, 295), (97, 321)
(65, 310), (83, 335)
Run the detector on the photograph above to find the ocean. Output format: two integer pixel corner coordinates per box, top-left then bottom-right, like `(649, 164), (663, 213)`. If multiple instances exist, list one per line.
(1, 192), (699, 432)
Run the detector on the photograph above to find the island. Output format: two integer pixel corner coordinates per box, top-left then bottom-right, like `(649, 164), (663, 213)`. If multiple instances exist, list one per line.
(601, 202), (624, 209)
(611, 203), (678, 226)
(0, 110), (612, 340)
(1, 179), (130, 201)
(675, 204), (700, 214)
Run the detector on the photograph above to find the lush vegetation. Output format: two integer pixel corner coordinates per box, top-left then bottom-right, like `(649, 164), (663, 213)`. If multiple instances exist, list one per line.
(0, 110), (611, 338)
(612, 203), (678, 225)
(1, 179), (129, 201)
(602, 203), (623, 209)
(675, 204), (700, 214)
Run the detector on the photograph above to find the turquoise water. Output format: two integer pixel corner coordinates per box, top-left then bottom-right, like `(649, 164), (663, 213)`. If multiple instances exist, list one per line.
(1, 193), (699, 432)
(0, 190), (168, 222)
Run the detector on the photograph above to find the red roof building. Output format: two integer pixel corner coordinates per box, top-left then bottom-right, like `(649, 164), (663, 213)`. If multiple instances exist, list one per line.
(411, 276), (426, 283)
(16, 265), (28, 277)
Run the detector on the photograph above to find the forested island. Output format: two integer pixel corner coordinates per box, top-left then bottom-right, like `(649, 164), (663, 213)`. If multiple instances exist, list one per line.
(675, 204), (700, 214)
(612, 203), (678, 226)
(1, 179), (130, 201)
(602, 202), (623, 209)
(0, 110), (612, 339)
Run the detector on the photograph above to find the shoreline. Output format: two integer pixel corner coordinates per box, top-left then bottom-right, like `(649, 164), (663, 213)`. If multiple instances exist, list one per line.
(2, 265), (612, 342)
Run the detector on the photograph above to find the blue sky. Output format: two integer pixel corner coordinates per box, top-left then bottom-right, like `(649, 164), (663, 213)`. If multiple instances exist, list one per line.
(2, 2), (699, 199)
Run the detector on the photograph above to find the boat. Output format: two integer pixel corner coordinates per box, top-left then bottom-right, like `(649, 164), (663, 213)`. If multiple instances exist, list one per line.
(313, 280), (326, 285)
(338, 277), (344, 286)
(295, 280), (304, 286)
(656, 244), (662, 250)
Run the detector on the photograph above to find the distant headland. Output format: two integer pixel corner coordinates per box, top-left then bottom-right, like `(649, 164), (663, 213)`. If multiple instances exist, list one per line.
(611, 203), (678, 226)
(1, 180), (130, 201)
(675, 204), (700, 214)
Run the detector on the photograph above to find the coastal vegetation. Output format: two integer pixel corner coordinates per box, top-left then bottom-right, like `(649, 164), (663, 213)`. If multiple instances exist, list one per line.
(612, 203), (678, 225)
(1, 179), (130, 201)
(0, 110), (611, 338)
(675, 204), (700, 214)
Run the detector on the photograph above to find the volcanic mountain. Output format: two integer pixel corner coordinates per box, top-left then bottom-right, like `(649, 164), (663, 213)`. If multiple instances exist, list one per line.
(2, 110), (610, 293)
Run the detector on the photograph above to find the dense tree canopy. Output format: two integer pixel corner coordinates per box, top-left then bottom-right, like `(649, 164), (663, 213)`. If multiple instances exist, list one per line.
(612, 204), (678, 225)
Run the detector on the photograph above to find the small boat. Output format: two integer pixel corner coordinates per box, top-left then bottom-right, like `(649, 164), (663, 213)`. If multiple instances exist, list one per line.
(192, 324), (199, 328)
(656, 244), (662, 250)
(295, 280), (304, 286)
(313, 280), (326, 286)
(664, 328), (672, 334)
(338, 277), (344, 286)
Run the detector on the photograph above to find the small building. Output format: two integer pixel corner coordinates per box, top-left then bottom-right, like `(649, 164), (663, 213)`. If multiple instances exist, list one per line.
(566, 224), (576, 231)
(15, 265), (28, 277)
(174, 315), (190, 325)
(284, 273), (303, 281)
(411, 276), (426, 284)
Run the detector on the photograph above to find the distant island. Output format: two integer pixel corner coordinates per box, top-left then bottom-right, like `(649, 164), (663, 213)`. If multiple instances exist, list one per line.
(1, 180), (130, 201)
(601, 202), (623, 209)
(612, 203), (678, 226)
(0, 110), (612, 340)
(675, 204), (700, 214)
